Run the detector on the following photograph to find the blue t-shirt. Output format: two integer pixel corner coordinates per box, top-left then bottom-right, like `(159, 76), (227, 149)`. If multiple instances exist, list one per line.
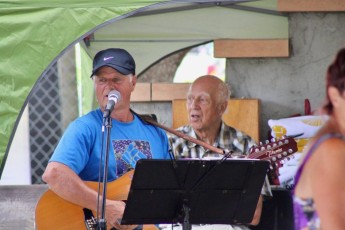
(50, 109), (170, 181)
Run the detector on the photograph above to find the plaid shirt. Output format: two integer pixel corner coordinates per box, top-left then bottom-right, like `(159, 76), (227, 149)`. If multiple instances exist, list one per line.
(168, 122), (272, 199)
(168, 122), (256, 159)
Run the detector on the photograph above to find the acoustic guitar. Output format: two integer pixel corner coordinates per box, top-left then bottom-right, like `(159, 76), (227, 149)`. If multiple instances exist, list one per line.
(35, 170), (156, 230)
(35, 136), (297, 230)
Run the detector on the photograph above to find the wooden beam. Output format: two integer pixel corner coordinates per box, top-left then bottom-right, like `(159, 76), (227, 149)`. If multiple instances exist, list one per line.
(278, 0), (345, 12)
(131, 83), (151, 102)
(214, 39), (289, 58)
(151, 83), (190, 101)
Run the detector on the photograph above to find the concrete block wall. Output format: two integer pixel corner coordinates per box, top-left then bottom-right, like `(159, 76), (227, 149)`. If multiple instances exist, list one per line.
(226, 13), (345, 141)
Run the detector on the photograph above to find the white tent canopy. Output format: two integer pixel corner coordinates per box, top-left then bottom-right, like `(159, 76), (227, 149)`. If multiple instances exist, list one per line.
(84, 0), (288, 74)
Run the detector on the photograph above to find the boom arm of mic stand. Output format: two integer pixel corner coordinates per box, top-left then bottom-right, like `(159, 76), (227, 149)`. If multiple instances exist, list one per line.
(140, 115), (232, 156)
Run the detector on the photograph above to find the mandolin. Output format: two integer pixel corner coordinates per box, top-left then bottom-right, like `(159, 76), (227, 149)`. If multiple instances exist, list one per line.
(248, 136), (298, 185)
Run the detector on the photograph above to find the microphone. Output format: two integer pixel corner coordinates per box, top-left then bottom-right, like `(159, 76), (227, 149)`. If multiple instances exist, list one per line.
(103, 90), (121, 117)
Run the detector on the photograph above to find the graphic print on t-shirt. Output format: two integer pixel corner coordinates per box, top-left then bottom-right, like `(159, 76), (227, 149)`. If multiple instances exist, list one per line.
(113, 140), (152, 176)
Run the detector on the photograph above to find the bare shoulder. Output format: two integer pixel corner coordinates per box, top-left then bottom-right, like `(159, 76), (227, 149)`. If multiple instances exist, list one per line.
(316, 136), (345, 157)
(311, 136), (345, 173)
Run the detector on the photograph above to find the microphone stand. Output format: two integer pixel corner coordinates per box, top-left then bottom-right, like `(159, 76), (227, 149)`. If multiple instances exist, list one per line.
(137, 113), (229, 155)
(97, 110), (112, 230)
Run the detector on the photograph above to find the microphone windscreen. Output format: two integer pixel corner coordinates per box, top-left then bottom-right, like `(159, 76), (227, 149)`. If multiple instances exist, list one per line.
(108, 90), (121, 103)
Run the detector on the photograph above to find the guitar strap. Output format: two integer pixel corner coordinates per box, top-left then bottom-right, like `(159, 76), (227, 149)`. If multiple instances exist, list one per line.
(130, 109), (229, 155)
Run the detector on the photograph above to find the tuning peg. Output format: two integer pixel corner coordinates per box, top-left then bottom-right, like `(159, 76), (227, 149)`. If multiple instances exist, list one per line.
(271, 137), (276, 142)
(261, 146), (266, 151)
(265, 140), (269, 144)
(283, 151), (288, 156)
(278, 141), (283, 146)
(267, 145), (272, 150)
(288, 149), (294, 153)
(271, 157), (277, 161)
(280, 160), (286, 164)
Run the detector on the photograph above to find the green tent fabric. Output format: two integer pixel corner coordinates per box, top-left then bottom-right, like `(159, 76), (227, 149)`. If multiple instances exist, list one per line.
(0, 0), (162, 173)
(0, 0), (288, 176)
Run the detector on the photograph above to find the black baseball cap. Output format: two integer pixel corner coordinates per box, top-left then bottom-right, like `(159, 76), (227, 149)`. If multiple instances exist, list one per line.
(90, 48), (136, 77)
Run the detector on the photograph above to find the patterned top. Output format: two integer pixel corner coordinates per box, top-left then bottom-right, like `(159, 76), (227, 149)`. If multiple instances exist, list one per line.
(168, 122), (272, 198)
(293, 133), (345, 230)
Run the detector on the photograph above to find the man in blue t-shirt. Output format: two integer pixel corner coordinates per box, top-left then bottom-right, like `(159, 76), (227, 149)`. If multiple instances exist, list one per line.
(42, 48), (170, 230)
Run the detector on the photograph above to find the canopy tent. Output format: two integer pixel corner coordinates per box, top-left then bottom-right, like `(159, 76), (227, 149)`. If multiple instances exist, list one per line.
(0, 0), (288, 177)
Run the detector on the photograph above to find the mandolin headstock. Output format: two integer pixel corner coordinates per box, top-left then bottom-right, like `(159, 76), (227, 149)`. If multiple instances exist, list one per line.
(248, 136), (298, 185)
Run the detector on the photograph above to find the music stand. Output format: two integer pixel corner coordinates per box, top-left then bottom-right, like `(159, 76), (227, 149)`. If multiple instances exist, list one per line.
(122, 159), (269, 228)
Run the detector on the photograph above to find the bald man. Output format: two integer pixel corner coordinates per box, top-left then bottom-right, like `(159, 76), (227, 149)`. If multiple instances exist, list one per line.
(168, 75), (271, 230)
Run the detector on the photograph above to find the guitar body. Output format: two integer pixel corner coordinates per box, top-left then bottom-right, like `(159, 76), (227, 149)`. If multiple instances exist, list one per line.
(35, 170), (156, 230)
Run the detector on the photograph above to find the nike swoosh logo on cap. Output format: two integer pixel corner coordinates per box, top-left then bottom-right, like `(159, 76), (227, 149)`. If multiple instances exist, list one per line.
(103, 57), (114, 61)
